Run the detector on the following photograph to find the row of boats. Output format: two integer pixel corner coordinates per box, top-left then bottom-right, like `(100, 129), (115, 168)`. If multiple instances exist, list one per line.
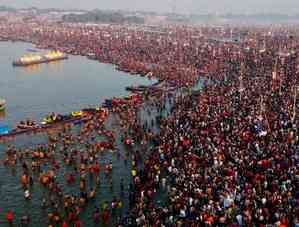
(0, 93), (144, 139)
(0, 79), (176, 139)
(0, 108), (107, 139)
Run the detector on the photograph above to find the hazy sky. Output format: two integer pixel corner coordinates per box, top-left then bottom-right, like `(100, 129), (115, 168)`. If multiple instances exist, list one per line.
(1, 0), (299, 14)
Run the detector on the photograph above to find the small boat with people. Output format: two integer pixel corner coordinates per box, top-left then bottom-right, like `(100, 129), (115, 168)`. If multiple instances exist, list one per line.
(0, 97), (115, 140)
(17, 119), (39, 130)
(41, 112), (75, 125)
(0, 113), (92, 139)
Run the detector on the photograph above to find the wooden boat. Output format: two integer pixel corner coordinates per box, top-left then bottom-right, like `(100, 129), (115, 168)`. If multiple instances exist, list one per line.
(17, 120), (39, 130)
(125, 85), (148, 92)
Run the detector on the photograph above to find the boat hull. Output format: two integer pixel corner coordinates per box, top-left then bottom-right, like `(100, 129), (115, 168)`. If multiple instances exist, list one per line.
(13, 55), (68, 67)
(0, 115), (91, 139)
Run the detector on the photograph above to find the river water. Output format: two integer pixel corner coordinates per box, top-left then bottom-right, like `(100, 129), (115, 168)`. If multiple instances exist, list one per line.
(0, 41), (155, 128)
(0, 41), (157, 226)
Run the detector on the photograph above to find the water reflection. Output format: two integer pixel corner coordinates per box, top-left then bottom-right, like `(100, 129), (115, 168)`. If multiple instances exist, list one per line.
(21, 63), (42, 72)
(47, 60), (64, 70)
(15, 60), (65, 73)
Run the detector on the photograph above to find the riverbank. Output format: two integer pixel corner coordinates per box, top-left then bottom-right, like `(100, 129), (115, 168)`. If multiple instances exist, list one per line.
(0, 41), (157, 128)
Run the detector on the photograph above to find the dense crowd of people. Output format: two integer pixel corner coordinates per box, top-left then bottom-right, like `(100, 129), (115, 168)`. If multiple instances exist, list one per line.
(0, 19), (299, 226)
(124, 65), (299, 226)
(115, 30), (299, 226)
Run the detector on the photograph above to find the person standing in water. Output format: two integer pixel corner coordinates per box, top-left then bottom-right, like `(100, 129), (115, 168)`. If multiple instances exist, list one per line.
(5, 210), (14, 227)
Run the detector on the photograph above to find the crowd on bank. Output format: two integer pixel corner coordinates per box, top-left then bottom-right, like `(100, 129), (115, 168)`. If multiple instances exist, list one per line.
(116, 32), (299, 226)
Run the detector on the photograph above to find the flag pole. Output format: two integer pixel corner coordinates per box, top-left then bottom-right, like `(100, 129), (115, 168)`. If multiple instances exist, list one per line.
(292, 85), (298, 123)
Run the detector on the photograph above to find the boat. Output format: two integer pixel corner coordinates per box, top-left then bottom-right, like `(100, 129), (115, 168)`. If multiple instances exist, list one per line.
(17, 124), (39, 130)
(42, 113), (66, 125)
(126, 85), (148, 92)
(125, 82), (165, 93)
(17, 120), (39, 130)
(0, 98), (5, 112)
(0, 102), (111, 140)
(71, 111), (83, 117)
(86, 53), (97, 60)
(0, 114), (92, 140)
(13, 50), (68, 67)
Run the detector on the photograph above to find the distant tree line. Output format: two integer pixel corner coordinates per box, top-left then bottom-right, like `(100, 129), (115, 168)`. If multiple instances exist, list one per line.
(62, 11), (145, 24)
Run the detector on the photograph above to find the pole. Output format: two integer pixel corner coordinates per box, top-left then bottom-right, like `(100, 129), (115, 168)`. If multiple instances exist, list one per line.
(279, 70), (282, 96)
(239, 75), (242, 102)
(260, 96), (263, 113)
(292, 85), (297, 123)
(260, 95), (271, 131)
(240, 62), (244, 102)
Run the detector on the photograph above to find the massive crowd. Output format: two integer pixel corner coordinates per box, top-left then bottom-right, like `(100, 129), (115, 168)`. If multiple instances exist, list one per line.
(124, 60), (299, 226)
(0, 19), (298, 226)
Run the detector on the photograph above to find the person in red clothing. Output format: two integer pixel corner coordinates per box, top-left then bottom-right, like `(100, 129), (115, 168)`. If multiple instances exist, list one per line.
(67, 211), (75, 222)
(5, 210), (14, 226)
(61, 220), (68, 227)
(102, 208), (110, 225)
(74, 219), (81, 227)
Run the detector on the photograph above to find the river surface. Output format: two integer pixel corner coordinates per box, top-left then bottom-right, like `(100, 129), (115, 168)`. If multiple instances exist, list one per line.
(0, 41), (155, 128)
(0, 41), (157, 226)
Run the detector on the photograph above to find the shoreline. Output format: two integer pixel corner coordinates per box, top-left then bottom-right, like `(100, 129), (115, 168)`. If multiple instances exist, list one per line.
(0, 40), (172, 140)
(2, 39), (157, 79)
